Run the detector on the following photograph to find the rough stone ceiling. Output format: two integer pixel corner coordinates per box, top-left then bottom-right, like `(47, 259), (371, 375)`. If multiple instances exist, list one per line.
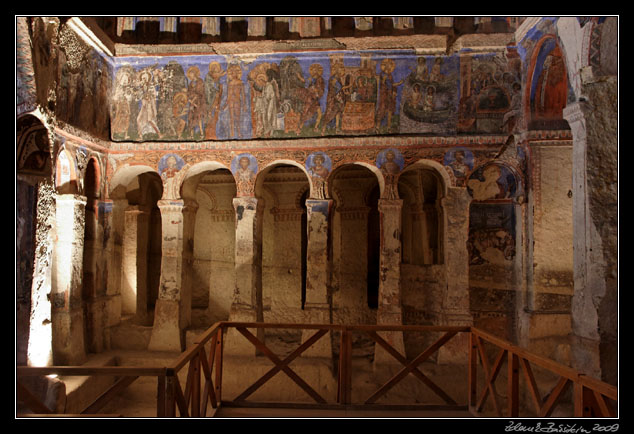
(77, 16), (522, 57)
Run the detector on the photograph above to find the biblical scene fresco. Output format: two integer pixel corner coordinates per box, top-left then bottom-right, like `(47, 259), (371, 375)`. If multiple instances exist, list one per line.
(457, 53), (523, 135)
(468, 202), (516, 266)
(110, 50), (524, 141)
(399, 56), (460, 134)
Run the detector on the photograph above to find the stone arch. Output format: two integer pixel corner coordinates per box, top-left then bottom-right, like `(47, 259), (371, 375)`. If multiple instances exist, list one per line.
(401, 158), (450, 195)
(54, 147), (80, 195)
(17, 114), (53, 179)
(399, 159), (447, 266)
(525, 34), (570, 129)
(254, 159), (312, 199)
(327, 161), (385, 201)
(109, 164), (160, 200)
(180, 160), (231, 201)
(83, 156), (101, 199)
(295, 184), (310, 210)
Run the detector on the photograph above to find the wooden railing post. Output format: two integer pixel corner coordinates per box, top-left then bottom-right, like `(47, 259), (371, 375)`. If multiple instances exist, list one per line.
(157, 374), (166, 417)
(165, 375), (176, 417)
(191, 352), (201, 417)
(508, 351), (519, 417)
(468, 330), (478, 413)
(338, 327), (352, 405)
(215, 326), (224, 404)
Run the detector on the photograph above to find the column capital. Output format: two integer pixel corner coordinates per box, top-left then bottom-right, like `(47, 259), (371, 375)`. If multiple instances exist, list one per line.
(232, 195), (263, 215)
(378, 198), (403, 213)
(124, 204), (151, 214)
(563, 100), (594, 125)
(157, 198), (198, 213)
(305, 198), (334, 216)
(56, 193), (87, 206)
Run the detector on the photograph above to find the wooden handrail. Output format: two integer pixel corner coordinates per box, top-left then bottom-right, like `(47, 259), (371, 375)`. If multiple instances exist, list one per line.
(16, 323), (617, 418)
(469, 326), (618, 417)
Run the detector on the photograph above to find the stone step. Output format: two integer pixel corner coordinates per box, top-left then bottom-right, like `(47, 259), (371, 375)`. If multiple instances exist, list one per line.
(58, 353), (119, 414)
(109, 318), (154, 351)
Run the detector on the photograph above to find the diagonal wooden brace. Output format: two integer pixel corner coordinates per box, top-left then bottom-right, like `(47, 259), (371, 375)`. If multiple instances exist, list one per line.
(235, 327), (328, 404)
(365, 330), (457, 405)
(365, 331), (458, 404)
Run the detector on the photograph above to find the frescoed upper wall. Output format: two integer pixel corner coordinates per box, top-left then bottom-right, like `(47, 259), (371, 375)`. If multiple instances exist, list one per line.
(109, 49), (523, 142)
(25, 17), (114, 140)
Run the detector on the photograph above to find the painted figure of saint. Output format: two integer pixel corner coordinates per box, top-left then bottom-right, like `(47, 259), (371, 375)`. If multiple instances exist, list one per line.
(411, 57), (429, 81)
(423, 86), (435, 112)
(261, 69), (281, 137)
(378, 149), (403, 199)
(172, 93), (188, 138)
(446, 149), (473, 185)
(297, 63), (325, 133)
(160, 155), (180, 181)
(204, 61), (225, 140)
(534, 46), (567, 120)
(308, 153), (330, 179)
(136, 68), (161, 138)
(112, 68), (133, 137)
(307, 152), (331, 199)
(234, 155), (257, 195)
(225, 63), (246, 139)
(186, 66), (206, 137)
(320, 64), (349, 134)
(375, 58), (404, 132)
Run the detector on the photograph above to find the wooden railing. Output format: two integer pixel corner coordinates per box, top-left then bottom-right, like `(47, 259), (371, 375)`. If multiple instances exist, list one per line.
(469, 328), (618, 418)
(16, 322), (618, 418)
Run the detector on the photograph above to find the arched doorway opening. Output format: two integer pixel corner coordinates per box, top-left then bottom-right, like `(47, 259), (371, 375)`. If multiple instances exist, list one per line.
(256, 163), (311, 351)
(117, 170), (163, 326)
(185, 167), (237, 328)
(329, 163), (380, 358)
(397, 165), (446, 359)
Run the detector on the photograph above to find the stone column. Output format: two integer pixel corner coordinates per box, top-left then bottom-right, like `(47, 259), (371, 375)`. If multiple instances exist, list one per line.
(26, 180), (56, 367)
(437, 187), (473, 364)
(148, 199), (198, 352)
(301, 199), (333, 358)
(225, 196), (264, 355)
(97, 199), (120, 350)
(121, 205), (151, 325)
(564, 91), (618, 384)
(374, 198), (406, 365)
(52, 194), (87, 366)
(105, 199), (126, 329)
(82, 198), (110, 353)
(520, 139), (574, 358)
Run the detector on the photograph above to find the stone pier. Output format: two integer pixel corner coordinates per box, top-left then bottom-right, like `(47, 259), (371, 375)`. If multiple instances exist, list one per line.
(148, 199), (197, 352)
(225, 196), (264, 355)
(374, 198), (406, 365)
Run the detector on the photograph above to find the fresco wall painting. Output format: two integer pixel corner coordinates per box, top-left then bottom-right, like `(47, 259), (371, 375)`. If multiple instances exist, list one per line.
(110, 50), (523, 142)
(467, 162), (521, 340)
